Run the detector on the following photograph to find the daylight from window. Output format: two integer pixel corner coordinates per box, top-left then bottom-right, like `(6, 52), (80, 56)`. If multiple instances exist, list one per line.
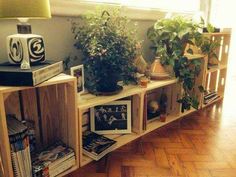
(83, 0), (200, 12)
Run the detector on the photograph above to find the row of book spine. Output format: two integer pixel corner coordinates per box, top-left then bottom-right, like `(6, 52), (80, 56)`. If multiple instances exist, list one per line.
(7, 115), (32, 177)
(204, 91), (220, 104)
(7, 115), (76, 177)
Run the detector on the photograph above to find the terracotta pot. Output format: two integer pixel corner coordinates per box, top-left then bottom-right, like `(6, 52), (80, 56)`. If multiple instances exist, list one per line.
(160, 114), (166, 122)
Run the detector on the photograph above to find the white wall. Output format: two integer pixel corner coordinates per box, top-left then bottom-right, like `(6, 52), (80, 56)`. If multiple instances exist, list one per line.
(0, 16), (155, 65)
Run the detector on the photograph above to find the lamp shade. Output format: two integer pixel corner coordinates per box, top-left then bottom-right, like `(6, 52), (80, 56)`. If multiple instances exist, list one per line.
(0, 0), (51, 19)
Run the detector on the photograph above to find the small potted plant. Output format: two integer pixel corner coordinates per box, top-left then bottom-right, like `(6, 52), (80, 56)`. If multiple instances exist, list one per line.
(147, 16), (204, 112)
(72, 9), (138, 95)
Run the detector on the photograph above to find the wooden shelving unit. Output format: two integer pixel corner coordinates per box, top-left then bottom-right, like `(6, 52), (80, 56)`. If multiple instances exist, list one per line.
(77, 54), (208, 167)
(0, 74), (78, 177)
(78, 32), (231, 167)
(202, 32), (231, 108)
(0, 33), (231, 176)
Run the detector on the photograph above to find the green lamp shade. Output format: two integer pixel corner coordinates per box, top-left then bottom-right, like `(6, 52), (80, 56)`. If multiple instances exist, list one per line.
(0, 0), (51, 19)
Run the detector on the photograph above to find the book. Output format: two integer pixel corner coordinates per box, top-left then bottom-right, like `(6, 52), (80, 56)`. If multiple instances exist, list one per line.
(32, 141), (75, 177)
(49, 157), (75, 177)
(7, 115), (32, 177)
(0, 61), (63, 86)
(83, 131), (117, 161)
(204, 95), (220, 104)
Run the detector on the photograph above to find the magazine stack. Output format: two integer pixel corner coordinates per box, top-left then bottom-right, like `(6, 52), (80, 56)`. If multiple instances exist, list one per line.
(32, 141), (75, 177)
(204, 90), (220, 104)
(7, 115), (32, 177)
(83, 131), (117, 161)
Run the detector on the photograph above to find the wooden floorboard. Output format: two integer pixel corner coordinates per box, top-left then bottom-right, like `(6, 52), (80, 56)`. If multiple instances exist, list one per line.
(67, 100), (236, 177)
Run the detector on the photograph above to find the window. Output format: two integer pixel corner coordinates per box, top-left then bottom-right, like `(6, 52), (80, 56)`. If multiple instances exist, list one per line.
(84, 0), (200, 12)
(51, 0), (201, 19)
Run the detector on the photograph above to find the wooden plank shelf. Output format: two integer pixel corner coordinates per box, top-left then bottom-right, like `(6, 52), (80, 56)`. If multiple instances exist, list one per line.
(78, 78), (177, 109)
(207, 64), (227, 74)
(81, 108), (197, 167)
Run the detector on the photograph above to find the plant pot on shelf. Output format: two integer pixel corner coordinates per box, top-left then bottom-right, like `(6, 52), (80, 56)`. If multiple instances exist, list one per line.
(85, 67), (123, 95)
(150, 57), (170, 80)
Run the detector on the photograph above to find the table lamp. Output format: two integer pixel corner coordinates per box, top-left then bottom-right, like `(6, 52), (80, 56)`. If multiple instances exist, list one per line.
(0, 0), (51, 69)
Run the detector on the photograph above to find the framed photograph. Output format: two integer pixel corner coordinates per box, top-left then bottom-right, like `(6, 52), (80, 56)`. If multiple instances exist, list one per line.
(70, 65), (84, 94)
(90, 100), (132, 134)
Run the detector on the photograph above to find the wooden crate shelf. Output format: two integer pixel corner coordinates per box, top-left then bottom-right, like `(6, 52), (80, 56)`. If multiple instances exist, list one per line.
(0, 33), (231, 176)
(78, 78), (178, 110)
(201, 32), (231, 108)
(77, 54), (214, 167)
(81, 107), (197, 167)
(0, 74), (78, 177)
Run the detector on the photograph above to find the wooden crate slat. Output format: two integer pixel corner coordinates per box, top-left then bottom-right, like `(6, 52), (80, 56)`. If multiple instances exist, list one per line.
(4, 91), (22, 120)
(0, 94), (14, 177)
(221, 35), (231, 65)
(21, 89), (42, 149)
(65, 81), (79, 166)
(218, 69), (227, 95)
(38, 85), (60, 146)
(132, 94), (144, 134)
(209, 71), (218, 91)
(57, 83), (69, 144)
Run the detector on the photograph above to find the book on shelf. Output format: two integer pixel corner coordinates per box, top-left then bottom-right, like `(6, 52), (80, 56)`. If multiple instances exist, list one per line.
(83, 131), (117, 161)
(204, 95), (220, 104)
(6, 115), (32, 177)
(204, 90), (220, 104)
(0, 60), (63, 86)
(32, 141), (75, 177)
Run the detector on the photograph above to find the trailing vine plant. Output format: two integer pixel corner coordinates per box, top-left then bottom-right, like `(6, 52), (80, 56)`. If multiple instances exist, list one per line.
(147, 16), (205, 112)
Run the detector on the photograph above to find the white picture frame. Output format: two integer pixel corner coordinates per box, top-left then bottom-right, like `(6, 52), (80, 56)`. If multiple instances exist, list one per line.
(70, 64), (84, 94)
(90, 100), (132, 134)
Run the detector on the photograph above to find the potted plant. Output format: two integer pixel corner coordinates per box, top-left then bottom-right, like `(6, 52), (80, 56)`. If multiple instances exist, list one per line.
(72, 10), (138, 95)
(147, 16), (204, 112)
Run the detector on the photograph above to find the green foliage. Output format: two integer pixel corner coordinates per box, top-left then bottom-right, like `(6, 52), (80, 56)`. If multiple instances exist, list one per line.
(72, 9), (138, 93)
(207, 23), (215, 33)
(147, 16), (205, 112)
(147, 16), (203, 66)
(196, 36), (220, 60)
(174, 57), (202, 112)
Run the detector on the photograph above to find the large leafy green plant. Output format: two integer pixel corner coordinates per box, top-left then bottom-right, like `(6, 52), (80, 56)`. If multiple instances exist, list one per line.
(147, 16), (203, 66)
(72, 9), (138, 94)
(147, 16), (204, 112)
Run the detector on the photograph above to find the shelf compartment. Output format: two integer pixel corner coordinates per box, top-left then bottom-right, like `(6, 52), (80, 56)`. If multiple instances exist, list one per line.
(81, 109), (197, 167)
(145, 83), (181, 125)
(0, 75), (78, 177)
(78, 79), (177, 110)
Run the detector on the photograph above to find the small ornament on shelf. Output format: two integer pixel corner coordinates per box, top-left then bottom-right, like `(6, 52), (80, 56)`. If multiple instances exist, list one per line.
(134, 42), (148, 75)
(139, 76), (149, 88)
(150, 57), (170, 80)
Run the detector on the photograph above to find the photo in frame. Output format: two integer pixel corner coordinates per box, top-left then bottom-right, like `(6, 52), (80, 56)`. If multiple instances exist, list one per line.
(90, 100), (132, 134)
(70, 65), (84, 94)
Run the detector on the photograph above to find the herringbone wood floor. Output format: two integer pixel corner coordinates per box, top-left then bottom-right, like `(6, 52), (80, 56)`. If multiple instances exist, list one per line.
(68, 99), (236, 177)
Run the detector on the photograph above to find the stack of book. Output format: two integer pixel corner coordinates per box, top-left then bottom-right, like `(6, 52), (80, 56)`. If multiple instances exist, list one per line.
(7, 115), (32, 177)
(83, 131), (117, 161)
(204, 90), (220, 104)
(32, 142), (75, 177)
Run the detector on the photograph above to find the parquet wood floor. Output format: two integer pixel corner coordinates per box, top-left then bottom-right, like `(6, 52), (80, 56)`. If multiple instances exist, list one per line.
(67, 100), (236, 177)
